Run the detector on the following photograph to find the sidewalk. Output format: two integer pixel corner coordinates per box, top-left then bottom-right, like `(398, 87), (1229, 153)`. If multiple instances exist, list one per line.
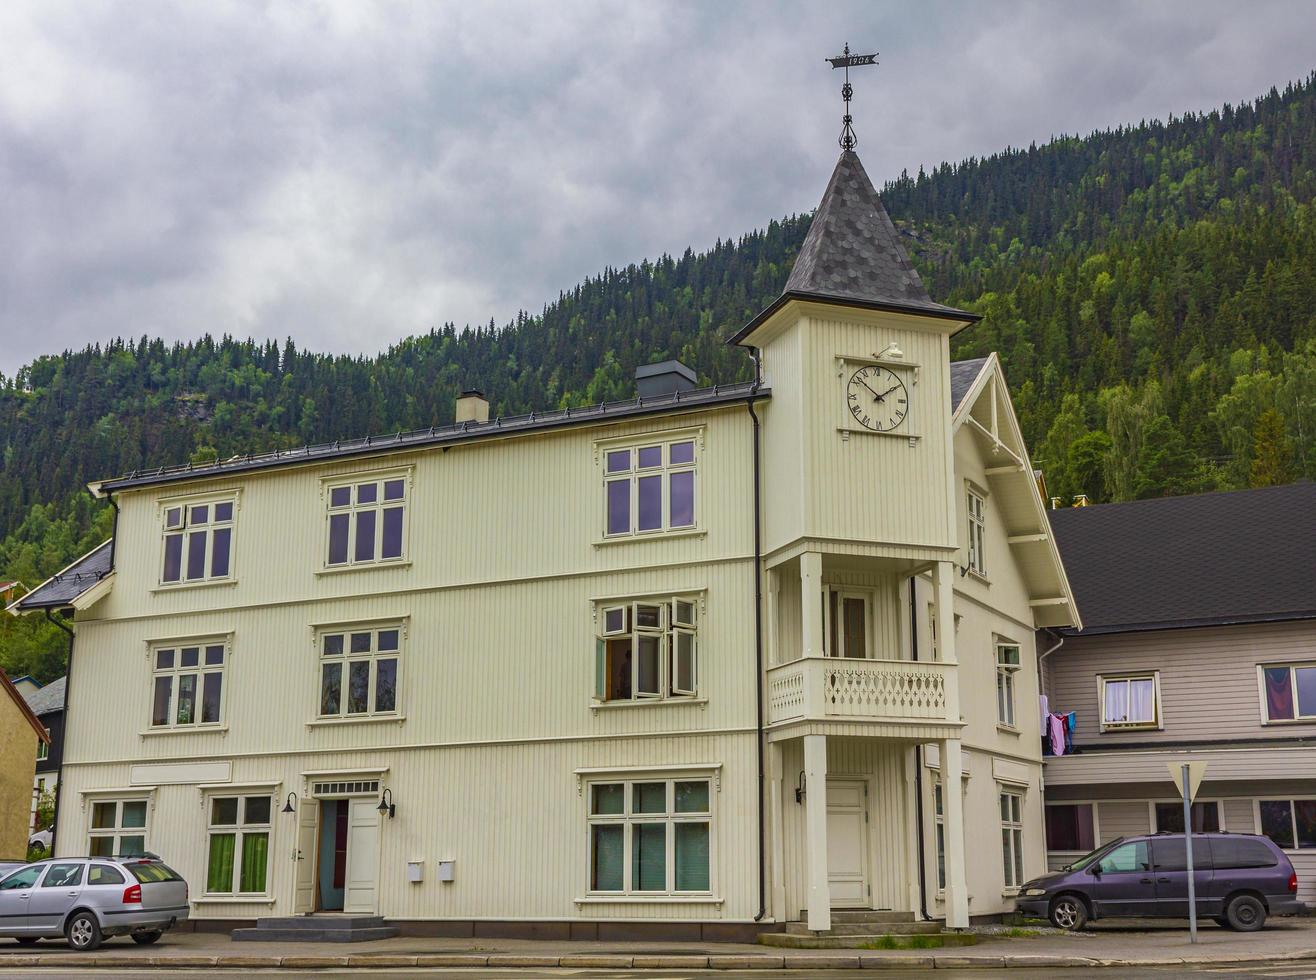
(1, 918), (1314, 970)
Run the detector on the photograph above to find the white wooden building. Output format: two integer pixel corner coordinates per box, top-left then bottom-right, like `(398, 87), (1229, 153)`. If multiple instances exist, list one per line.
(14, 149), (1077, 938)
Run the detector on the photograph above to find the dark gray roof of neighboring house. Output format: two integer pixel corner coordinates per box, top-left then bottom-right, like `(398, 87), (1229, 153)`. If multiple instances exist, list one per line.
(91, 382), (767, 495)
(950, 357), (989, 413)
(23, 676), (65, 717)
(729, 151), (977, 345)
(12, 541), (113, 611)
(1048, 482), (1316, 635)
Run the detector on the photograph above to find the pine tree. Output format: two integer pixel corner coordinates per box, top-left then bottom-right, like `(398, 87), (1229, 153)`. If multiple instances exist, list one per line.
(1249, 409), (1296, 487)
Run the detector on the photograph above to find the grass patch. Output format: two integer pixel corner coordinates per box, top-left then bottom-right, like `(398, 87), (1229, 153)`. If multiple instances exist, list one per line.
(859, 935), (945, 950)
(995, 927), (1041, 938)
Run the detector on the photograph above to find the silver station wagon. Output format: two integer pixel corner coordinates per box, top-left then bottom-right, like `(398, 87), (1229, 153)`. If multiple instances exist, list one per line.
(0, 856), (189, 950)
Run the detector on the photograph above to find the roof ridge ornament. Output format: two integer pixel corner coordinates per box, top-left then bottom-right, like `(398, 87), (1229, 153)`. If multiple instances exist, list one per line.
(826, 43), (878, 151)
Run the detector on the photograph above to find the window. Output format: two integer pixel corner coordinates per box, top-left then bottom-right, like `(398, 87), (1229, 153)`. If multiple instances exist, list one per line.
(824, 589), (870, 659)
(1046, 803), (1096, 852)
(206, 795), (272, 895)
(1, 866), (42, 889)
(1213, 836), (1280, 868)
(151, 641), (226, 728)
(1260, 799), (1316, 850)
(36, 732), (49, 761)
(1261, 664), (1316, 722)
(1097, 839), (1150, 874)
(1100, 673), (1160, 729)
(603, 437), (697, 537)
(88, 865), (125, 885)
(161, 496), (235, 584)
(41, 863), (83, 888)
(1151, 837), (1211, 871)
(932, 783), (946, 892)
(325, 475), (408, 567)
(1154, 800), (1219, 833)
(88, 800), (147, 857)
(1000, 790), (1024, 889)
(318, 626), (401, 718)
(966, 489), (986, 576)
(587, 777), (711, 895)
(595, 598), (698, 703)
(996, 643), (1021, 727)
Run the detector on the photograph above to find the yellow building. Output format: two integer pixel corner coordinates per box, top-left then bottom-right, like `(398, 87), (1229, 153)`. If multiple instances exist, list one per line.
(14, 149), (1076, 939)
(0, 670), (50, 859)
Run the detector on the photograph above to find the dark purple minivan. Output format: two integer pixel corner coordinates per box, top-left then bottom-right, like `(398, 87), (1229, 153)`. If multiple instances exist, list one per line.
(1015, 832), (1304, 931)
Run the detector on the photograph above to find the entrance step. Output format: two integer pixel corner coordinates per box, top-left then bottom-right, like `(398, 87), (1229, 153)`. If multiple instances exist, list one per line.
(786, 919), (942, 936)
(231, 915), (399, 943)
(799, 909), (915, 924)
(761, 931), (977, 950)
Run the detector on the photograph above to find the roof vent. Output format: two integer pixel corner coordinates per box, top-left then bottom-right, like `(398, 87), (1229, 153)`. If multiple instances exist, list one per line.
(635, 360), (697, 399)
(455, 390), (490, 424)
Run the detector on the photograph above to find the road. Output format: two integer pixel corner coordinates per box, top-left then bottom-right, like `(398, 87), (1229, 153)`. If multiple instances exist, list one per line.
(2, 968), (1314, 979)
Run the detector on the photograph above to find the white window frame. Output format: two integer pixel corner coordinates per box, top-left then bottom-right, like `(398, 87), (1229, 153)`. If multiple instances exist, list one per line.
(158, 492), (238, 587)
(822, 587), (874, 659)
(87, 799), (150, 857)
(583, 775), (715, 898)
(1098, 672), (1163, 731)
(36, 732), (49, 761)
(315, 623), (404, 721)
(1255, 798), (1316, 852)
(149, 637), (229, 730)
(996, 641), (1021, 729)
(966, 487), (986, 577)
(1256, 662), (1316, 724)
(598, 430), (702, 540)
(594, 596), (700, 705)
(1000, 787), (1025, 891)
(322, 469), (411, 569)
(1043, 801), (1101, 856)
(203, 793), (274, 897)
(932, 782), (946, 893)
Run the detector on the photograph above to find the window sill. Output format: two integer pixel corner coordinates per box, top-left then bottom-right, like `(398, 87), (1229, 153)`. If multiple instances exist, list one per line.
(306, 714), (405, 729)
(315, 560), (412, 577)
(150, 579), (238, 595)
(594, 528), (707, 548)
(965, 569), (990, 586)
(575, 894), (722, 905)
(192, 895), (276, 905)
(996, 724), (1020, 736)
(1099, 724), (1161, 733)
(139, 725), (229, 738)
(1002, 888), (1021, 898)
(591, 698), (708, 711)
(1261, 718), (1316, 726)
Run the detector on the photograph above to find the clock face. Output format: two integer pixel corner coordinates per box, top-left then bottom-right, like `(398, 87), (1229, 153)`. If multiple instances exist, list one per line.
(846, 365), (909, 431)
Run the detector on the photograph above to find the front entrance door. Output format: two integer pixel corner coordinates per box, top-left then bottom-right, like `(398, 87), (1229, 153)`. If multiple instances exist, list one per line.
(343, 798), (381, 913)
(826, 780), (869, 908)
(293, 799), (319, 914)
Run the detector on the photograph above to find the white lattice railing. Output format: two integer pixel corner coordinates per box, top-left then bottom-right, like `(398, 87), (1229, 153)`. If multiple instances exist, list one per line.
(766, 657), (952, 725)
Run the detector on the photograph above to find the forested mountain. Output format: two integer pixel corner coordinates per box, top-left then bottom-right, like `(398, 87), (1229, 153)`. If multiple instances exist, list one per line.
(4, 74), (1316, 680)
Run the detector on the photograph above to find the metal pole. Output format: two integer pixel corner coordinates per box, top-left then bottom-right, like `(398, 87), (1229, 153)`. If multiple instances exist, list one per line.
(1183, 763), (1197, 943)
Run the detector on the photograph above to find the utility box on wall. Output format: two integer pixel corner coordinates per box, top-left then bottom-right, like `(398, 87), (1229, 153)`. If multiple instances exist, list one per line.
(407, 860), (424, 883)
(438, 859), (456, 882)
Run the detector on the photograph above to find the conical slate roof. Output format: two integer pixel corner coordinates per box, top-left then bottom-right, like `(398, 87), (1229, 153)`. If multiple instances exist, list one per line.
(728, 150), (975, 344)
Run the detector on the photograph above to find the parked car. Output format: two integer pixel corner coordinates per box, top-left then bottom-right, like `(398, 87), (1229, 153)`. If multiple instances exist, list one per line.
(0, 856), (189, 950)
(1016, 832), (1303, 931)
(27, 830), (52, 856)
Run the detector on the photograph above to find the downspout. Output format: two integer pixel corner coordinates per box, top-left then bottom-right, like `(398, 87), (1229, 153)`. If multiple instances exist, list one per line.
(910, 579), (930, 922)
(105, 491), (120, 571)
(747, 347), (767, 923)
(1037, 629), (1065, 699)
(45, 608), (75, 856)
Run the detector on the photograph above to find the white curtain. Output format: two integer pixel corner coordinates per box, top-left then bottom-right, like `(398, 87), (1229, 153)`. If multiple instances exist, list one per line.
(1128, 679), (1155, 722)
(1104, 680), (1129, 723)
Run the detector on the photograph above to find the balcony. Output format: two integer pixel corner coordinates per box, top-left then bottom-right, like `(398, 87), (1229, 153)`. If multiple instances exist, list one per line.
(765, 657), (959, 738)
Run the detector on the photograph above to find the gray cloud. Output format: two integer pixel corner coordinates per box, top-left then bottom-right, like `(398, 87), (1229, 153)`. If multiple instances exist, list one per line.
(1, 0), (1313, 375)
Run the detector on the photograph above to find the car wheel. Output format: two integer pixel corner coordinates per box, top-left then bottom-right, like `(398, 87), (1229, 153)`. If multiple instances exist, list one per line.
(1049, 894), (1089, 931)
(66, 911), (103, 951)
(131, 930), (163, 945)
(14, 937), (39, 945)
(1225, 894), (1266, 932)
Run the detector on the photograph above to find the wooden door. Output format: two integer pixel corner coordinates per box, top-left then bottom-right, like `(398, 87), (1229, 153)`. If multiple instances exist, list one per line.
(826, 780), (870, 908)
(293, 799), (319, 914)
(343, 798), (381, 914)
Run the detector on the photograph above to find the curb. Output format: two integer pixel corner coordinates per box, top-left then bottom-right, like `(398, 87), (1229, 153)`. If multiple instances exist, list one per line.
(2, 949), (1316, 970)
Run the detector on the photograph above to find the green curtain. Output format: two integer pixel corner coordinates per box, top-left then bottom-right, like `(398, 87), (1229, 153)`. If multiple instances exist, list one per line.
(240, 833), (269, 893)
(207, 833), (236, 893)
(632, 823), (666, 891)
(675, 822), (709, 891)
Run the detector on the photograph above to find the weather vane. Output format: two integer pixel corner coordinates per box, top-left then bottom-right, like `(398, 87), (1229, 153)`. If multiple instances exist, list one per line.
(827, 43), (878, 151)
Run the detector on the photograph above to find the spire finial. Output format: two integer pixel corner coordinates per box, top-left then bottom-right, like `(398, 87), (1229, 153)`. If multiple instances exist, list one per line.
(826, 43), (878, 151)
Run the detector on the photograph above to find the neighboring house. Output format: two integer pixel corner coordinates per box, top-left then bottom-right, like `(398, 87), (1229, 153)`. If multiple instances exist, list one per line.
(10, 674), (41, 699)
(0, 670), (50, 858)
(23, 676), (66, 837)
(1042, 482), (1316, 905)
(12, 148), (1076, 937)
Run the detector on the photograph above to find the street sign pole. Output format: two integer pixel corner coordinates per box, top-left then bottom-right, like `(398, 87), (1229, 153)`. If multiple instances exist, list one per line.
(1183, 762), (1197, 943)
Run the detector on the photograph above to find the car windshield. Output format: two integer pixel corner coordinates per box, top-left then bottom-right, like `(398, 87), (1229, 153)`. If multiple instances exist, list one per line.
(126, 862), (182, 883)
(1064, 838), (1123, 872)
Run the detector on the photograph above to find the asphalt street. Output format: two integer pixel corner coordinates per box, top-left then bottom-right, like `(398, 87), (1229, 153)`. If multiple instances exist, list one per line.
(3, 968), (1316, 979)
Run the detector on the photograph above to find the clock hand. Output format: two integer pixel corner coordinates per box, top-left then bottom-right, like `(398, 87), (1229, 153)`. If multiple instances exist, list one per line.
(875, 384), (902, 399)
(856, 378), (885, 401)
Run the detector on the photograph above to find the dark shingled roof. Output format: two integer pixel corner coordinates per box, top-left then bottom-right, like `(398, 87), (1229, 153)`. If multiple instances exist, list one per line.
(728, 151), (977, 345)
(950, 357), (989, 413)
(13, 540), (113, 611)
(23, 676), (65, 717)
(1049, 482), (1316, 634)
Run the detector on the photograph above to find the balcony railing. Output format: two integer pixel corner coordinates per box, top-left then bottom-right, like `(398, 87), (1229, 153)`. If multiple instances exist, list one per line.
(766, 657), (953, 726)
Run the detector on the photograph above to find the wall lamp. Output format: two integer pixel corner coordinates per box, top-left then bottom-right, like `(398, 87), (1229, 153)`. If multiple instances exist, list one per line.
(794, 771), (807, 804)
(377, 788), (396, 820)
(281, 791), (298, 815)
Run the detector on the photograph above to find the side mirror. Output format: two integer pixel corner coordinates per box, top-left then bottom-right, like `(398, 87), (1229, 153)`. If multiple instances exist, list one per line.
(1088, 866), (1102, 877)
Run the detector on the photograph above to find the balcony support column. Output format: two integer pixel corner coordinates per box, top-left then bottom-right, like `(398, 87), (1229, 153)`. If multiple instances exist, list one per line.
(932, 561), (960, 722)
(803, 732), (831, 932)
(938, 738), (970, 928)
(800, 551), (825, 717)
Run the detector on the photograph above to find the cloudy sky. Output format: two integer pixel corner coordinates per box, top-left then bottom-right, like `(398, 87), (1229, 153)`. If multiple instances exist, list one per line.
(1, 1), (1313, 377)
